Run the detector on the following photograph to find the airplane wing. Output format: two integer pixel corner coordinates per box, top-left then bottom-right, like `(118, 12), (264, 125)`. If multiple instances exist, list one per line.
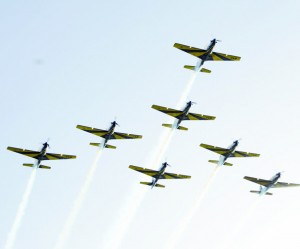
(152, 105), (183, 119)
(7, 147), (41, 159)
(129, 165), (159, 177)
(230, 150), (260, 158)
(110, 132), (142, 140)
(76, 125), (109, 138)
(271, 182), (300, 188)
(199, 143), (230, 156)
(207, 52), (241, 61)
(173, 43), (208, 59)
(161, 172), (191, 179)
(185, 112), (216, 121)
(244, 176), (272, 187)
(41, 153), (76, 160)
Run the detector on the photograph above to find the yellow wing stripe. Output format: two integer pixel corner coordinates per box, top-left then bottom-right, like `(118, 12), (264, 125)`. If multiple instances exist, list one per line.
(231, 151), (260, 158)
(7, 147), (40, 159)
(208, 52), (241, 61)
(161, 173), (191, 179)
(244, 176), (271, 187)
(129, 165), (159, 177)
(185, 113), (216, 121)
(152, 105), (183, 118)
(43, 153), (76, 160)
(76, 125), (108, 137)
(199, 144), (230, 156)
(173, 43), (208, 59)
(110, 132), (142, 140)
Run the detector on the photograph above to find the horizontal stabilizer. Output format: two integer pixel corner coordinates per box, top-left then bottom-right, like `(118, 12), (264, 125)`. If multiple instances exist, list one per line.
(23, 163), (34, 167)
(184, 65), (195, 70)
(140, 182), (165, 188)
(105, 144), (116, 149)
(250, 190), (273, 196)
(89, 143), (116, 149)
(183, 66), (211, 73)
(39, 165), (51, 169)
(162, 124), (173, 129)
(208, 160), (232, 166)
(177, 126), (188, 131)
(90, 143), (100, 147)
(200, 68), (211, 73)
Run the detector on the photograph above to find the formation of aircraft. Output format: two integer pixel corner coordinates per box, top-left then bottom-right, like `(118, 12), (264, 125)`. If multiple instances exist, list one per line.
(244, 172), (300, 196)
(7, 142), (76, 169)
(152, 101), (215, 130)
(76, 121), (142, 149)
(6, 39), (299, 196)
(129, 162), (191, 188)
(200, 140), (260, 166)
(174, 38), (241, 73)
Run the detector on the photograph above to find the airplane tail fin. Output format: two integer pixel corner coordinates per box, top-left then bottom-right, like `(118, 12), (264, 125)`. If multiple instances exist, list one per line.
(184, 65), (211, 73)
(140, 182), (165, 188)
(250, 190), (273, 196)
(208, 160), (233, 166)
(39, 165), (51, 169)
(162, 124), (188, 131)
(89, 143), (116, 149)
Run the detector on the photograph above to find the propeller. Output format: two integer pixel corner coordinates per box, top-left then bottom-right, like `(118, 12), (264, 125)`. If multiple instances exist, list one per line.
(111, 120), (119, 127)
(112, 117), (120, 127)
(41, 138), (50, 149)
(159, 162), (171, 171)
(232, 138), (242, 144)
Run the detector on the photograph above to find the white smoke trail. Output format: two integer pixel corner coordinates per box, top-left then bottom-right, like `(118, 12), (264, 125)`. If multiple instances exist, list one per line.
(164, 166), (220, 249)
(4, 167), (37, 249)
(219, 197), (261, 249)
(101, 127), (176, 249)
(101, 71), (198, 249)
(53, 148), (103, 249)
(176, 72), (197, 109)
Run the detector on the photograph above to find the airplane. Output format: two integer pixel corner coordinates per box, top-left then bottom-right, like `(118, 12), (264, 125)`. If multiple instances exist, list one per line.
(244, 172), (300, 196)
(129, 162), (191, 188)
(152, 101), (215, 131)
(173, 39), (241, 73)
(7, 142), (76, 169)
(200, 140), (260, 166)
(76, 121), (142, 149)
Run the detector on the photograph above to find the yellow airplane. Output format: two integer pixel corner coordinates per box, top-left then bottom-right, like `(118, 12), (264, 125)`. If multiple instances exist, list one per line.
(7, 142), (76, 169)
(244, 172), (300, 196)
(129, 162), (191, 188)
(174, 39), (241, 73)
(200, 140), (260, 166)
(152, 101), (215, 131)
(76, 121), (142, 149)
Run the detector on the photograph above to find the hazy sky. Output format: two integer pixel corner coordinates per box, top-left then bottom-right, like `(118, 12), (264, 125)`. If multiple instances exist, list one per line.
(1, 1), (300, 249)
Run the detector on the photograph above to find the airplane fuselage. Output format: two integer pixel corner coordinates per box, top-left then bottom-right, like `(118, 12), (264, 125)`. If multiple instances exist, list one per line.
(196, 39), (217, 70)
(174, 102), (192, 128)
(259, 173), (281, 195)
(103, 122), (117, 145)
(218, 140), (239, 166)
(151, 163), (168, 188)
(36, 143), (49, 166)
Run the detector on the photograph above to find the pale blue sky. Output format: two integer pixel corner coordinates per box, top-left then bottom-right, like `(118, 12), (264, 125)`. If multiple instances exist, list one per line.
(0, 1), (300, 249)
